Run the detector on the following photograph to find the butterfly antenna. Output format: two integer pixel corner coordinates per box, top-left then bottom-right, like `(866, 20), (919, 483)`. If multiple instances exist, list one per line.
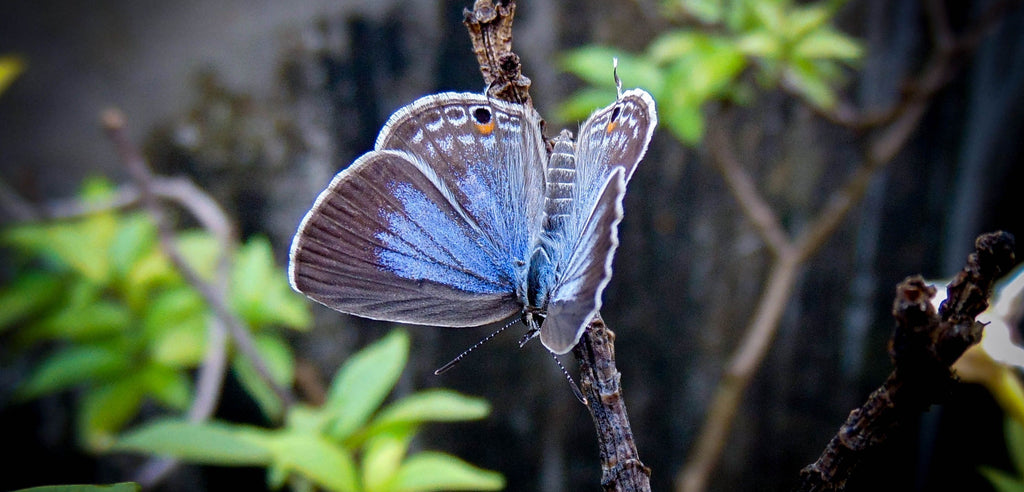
(434, 319), (516, 375)
(613, 57), (623, 100)
(552, 353), (587, 405)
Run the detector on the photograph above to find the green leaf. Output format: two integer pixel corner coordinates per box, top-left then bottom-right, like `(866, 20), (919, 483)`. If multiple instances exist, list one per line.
(231, 236), (310, 330)
(736, 30), (781, 59)
(125, 249), (179, 304)
(25, 300), (132, 342)
(144, 287), (205, 335)
(148, 313), (208, 367)
(751, 0), (785, 34)
(0, 54), (25, 96)
(175, 231), (221, 281)
(367, 389), (490, 435)
(561, 46), (626, 87)
(786, 4), (830, 40)
(389, 452), (504, 492)
(10, 483), (141, 492)
(783, 59), (836, 110)
(79, 380), (146, 451)
(678, 39), (746, 99)
(0, 272), (64, 332)
(114, 418), (272, 466)
(285, 404), (326, 433)
(267, 464), (290, 490)
(325, 330), (409, 441)
(647, 31), (701, 64)
(362, 428), (416, 492)
(3, 213), (118, 284)
(144, 287), (208, 366)
(678, 0), (723, 24)
(233, 333), (295, 420)
(793, 28), (864, 62)
(137, 364), (192, 410)
(980, 466), (1024, 492)
(17, 344), (130, 399)
(556, 88), (619, 123)
(79, 176), (118, 202)
(109, 213), (158, 282)
(561, 47), (663, 94)
(262, 430), (359, 492)
(231, 236), (276, 324)
(663, 95), (705, 145)
(1008, 417), (1024, 476)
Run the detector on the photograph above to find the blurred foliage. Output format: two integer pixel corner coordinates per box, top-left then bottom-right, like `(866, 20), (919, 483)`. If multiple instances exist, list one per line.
(114, 330), (504, 492)
(10, 484), (140, 492)
(0, 177), (310, 450)
(560, 0), (862, 145)
(0, 54), (25, 96)
(981, 417), (1024, 492)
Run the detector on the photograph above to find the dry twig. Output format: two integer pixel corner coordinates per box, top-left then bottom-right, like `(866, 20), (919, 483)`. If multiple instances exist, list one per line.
(795, 231), (1016, 491)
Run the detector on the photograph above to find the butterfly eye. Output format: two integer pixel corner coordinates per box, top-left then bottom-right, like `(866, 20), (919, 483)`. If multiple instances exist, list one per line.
(605, 105), (622, 133)
(472, 107), (495, 135)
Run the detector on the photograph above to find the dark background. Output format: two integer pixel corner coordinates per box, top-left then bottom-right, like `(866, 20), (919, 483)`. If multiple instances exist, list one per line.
(2, 1), (1023, 491)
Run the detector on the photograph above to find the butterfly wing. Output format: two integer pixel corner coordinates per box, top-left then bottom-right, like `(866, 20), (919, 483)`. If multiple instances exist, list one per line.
(289, 92), (546, 327)
(376, 93), (547, 268)
(539, 89), (658, 353)
(573, 88), (657, 206)
(539, 168), (626, 354)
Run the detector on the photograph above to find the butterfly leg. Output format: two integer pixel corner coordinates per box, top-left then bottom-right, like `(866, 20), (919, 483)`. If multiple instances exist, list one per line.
(519, 311), (543, 348)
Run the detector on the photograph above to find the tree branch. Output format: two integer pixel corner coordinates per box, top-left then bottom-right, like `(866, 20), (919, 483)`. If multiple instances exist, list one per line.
(707, 121), (793, 258)
(795, 231), (1016, 491)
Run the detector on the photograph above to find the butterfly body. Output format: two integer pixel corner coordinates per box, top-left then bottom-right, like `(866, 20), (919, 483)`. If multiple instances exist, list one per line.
(289, 89), (656, 354)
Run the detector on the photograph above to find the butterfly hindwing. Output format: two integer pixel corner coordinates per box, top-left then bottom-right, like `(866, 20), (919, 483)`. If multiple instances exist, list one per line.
(540, 168), (626, 353)
(538, 89), (657, 353)
(574, 88), (657, 188)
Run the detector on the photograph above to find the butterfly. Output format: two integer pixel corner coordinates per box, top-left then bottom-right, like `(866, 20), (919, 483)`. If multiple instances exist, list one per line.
(288, 87), (656, 354)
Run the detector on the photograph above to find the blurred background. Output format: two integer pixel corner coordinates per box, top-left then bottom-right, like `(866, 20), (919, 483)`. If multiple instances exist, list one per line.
(2, 1), (1024, 491)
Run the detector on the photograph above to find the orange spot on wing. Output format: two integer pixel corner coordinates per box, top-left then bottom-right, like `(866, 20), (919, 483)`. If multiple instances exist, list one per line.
(476, 120), (496, 135)
(605, 121), (618, 133)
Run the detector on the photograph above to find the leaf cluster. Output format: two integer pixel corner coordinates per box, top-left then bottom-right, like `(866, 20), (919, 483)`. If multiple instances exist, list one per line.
(113, 330), (504, 492)
(560, 0), (862, 145)
(0, 178), (309, 449)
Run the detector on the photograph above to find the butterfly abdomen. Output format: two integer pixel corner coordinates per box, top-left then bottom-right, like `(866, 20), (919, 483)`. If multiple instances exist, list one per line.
(544, 130), (577, 233)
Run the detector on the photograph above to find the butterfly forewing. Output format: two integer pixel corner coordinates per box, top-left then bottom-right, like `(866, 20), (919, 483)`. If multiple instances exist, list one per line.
(289, 149), (522, 327)
(375, 93), (547, 267)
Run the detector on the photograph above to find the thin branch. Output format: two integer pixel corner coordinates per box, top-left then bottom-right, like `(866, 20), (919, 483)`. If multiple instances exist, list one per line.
(795, 231), (1016, 491)
(100, 109), (295, 409)
(706, 121), (793, 258)
(0, 178), (41, 222)
(574, 319), (652, 491)
(677, 252), (802, 492)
